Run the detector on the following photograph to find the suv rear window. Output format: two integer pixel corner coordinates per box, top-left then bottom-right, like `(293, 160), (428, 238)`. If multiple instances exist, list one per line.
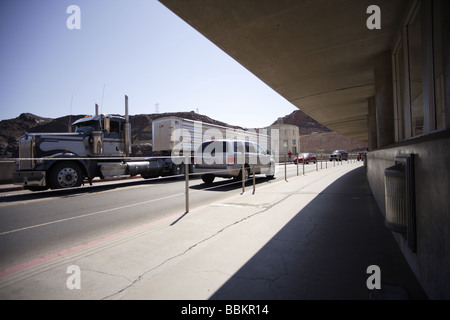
(200, 141), (228, 154)
(200, 141), (248, 154)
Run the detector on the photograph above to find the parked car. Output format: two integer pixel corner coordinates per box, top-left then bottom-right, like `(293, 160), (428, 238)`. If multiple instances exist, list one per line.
(193, 140), (276, 184)
(357, 151), (367, 161)
(294, 153), (317, 164)
(329, 150), (348, 161)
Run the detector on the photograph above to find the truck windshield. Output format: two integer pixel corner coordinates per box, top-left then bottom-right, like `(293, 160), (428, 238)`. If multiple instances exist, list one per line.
(74, 121), (100, 134)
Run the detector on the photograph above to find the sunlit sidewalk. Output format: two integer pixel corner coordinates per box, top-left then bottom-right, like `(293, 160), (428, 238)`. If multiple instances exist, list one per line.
(119, 163), (427, 300)
(0, 162), (427, 300)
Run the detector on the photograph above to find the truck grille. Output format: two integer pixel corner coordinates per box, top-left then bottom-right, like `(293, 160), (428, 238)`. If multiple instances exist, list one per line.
(19, 135), (35, 170)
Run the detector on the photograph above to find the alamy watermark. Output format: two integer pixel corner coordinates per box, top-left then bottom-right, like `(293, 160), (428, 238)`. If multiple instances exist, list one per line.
(66, 5), (380, 31)
(366, 265), (381, 290)
(366, 5), (381, 30)
(66, 265), (81, 290)
(169, 123), (280, 167)
(66, 5), (81, 30)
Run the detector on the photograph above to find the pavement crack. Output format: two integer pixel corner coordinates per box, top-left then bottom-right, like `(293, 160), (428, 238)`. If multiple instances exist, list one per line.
(103, 188), (305, 300)
(83, 268), (134, 283)
(103, 206), (274, 300)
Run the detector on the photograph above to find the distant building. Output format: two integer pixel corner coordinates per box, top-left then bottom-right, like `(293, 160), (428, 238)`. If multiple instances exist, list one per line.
(266, 118), (300, 162)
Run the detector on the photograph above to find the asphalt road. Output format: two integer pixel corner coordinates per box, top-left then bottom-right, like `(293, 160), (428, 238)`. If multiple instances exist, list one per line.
(0, 162), (337, 272)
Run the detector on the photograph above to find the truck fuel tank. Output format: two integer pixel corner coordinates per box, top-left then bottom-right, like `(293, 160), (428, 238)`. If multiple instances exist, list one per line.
(126, 160), (163, 178)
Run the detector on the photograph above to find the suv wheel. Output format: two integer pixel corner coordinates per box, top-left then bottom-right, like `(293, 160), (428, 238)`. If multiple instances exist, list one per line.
(238, 167), (249, 181)
(201, 174), (215, 184)
(266, 162), (275, 179)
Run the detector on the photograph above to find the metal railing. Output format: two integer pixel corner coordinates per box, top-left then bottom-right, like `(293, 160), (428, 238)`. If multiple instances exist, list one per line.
(2, 151), (364, 217)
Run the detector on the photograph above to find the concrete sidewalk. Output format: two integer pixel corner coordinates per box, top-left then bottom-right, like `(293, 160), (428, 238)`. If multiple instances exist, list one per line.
(0, 162), (427, 300)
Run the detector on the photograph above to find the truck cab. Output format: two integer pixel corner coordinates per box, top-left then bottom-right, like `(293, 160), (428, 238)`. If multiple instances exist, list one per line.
(14, 112), (132, 190)
(73, 115), (127, 157)
(13, 95), (140, 191)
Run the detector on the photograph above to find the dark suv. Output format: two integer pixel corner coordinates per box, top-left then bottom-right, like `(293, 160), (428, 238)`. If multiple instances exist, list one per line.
(329, 150), (348, 161)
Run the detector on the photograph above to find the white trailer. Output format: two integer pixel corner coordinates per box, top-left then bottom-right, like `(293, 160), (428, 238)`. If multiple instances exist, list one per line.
(152, 116), (269, 156)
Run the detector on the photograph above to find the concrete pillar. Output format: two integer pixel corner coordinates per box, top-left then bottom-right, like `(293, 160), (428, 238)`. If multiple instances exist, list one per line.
(374, 51), (395, 148)
(367, 96), (377, 151)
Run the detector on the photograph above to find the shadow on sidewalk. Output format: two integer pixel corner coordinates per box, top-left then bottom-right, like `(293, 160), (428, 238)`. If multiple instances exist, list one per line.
(209, 167), (427, 300)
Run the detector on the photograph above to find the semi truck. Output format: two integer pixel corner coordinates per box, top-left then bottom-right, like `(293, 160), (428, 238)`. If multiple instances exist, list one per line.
(13, 95), (269, 191)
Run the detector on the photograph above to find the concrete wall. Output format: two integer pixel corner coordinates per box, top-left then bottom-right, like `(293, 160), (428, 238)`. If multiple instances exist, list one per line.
(367, 132), (450, 299)
(0, 161), (15, 184)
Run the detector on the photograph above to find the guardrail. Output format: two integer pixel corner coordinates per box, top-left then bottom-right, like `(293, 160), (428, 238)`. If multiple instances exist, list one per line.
(1, 152), (364, 217)
(0, 161), (15, 184)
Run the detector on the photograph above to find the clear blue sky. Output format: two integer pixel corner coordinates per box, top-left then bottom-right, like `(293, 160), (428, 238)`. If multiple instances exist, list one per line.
(0, 0), (297, 128)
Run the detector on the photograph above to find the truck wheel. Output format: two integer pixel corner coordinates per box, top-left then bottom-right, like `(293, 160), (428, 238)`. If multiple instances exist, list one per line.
(49, 162), (84, 189)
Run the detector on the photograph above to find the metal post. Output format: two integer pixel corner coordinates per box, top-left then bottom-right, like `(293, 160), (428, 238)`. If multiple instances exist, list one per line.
(284, 156), (287, 182)
(185, 155), (189, 213)
(252, 165), (256, 194)
(242, 151), (245, 193)
(296, 153), (299, 176)
(302, 158), (305, 175)
(321, 154), (323, 169)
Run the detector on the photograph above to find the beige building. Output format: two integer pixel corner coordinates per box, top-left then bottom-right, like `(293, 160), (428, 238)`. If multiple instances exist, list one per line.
(267, 118), (300, 162)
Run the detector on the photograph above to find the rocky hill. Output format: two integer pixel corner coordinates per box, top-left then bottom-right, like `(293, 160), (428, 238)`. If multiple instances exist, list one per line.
(0, 109), (367, 158)
(273, 110), (368, 153)
(271, 110), (331, 135)
(0, 111), (243, 158)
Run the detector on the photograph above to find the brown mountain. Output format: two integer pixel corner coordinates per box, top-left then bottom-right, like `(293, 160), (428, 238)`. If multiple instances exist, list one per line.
(273, 110), (368, 153)
(272, 109), (331, 135)
(0, 111), (242, 158)
(0, 109), (367, 158)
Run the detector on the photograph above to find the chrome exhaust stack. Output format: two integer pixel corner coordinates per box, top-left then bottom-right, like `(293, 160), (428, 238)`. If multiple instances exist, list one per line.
(124, 95), (132, 156)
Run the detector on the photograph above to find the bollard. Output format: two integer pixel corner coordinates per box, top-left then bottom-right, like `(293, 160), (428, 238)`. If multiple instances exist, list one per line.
(185, 155), (189, 213)
(242, 151), (245, 194)
(285, 156), (288, 182)
(252, 165), (256, 195)
(303, 158), (305, 175)
(296, 153), (299, 176)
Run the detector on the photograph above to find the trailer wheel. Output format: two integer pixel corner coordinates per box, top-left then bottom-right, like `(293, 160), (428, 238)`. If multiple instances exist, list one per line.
(171, 163), (185, 176)
(49, 162), (84, 189)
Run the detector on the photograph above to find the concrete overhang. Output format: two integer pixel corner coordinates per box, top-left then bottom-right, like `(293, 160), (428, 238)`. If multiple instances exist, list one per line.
(159, 0), (410, 142)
